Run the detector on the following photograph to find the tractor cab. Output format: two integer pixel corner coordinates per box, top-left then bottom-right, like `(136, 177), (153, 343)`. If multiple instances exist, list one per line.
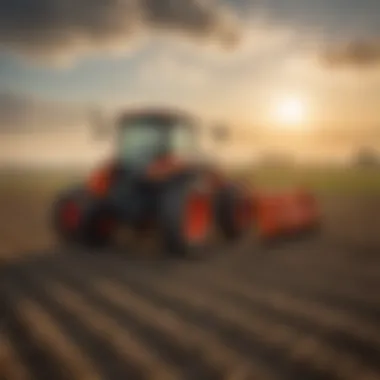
(87, 108), (229, 199)
(115, 109), (200, 172)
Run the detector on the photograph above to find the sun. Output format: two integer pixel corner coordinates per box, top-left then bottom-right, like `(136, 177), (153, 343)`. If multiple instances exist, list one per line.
(274, 96), (306, 127)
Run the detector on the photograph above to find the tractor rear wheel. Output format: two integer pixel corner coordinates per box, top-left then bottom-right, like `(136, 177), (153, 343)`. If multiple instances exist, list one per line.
(216, 185), (253, 241)
(52, 188), (117, 250)
(158, 179), (214, 257)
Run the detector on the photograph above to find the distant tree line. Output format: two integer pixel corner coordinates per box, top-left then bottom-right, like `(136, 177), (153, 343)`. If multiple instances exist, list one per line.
(354, 147), (379, 167)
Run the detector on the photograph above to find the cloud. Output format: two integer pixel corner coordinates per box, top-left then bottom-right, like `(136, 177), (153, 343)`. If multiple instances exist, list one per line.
(135, 52), (209, 89)
(318, 40), (380, 69)
(279, 44), (380, 89)
(0, 92), (86, 132)
(169, 20), (297, 64)
(0, 0), (241, 64)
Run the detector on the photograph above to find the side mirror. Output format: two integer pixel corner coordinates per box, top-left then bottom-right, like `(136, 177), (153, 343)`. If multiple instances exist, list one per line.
(212, 124), (229, 142)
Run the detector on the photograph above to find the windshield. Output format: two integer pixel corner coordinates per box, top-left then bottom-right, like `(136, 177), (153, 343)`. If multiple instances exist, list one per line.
(170, 123), (197, 158)
(119, 121), (166, 167)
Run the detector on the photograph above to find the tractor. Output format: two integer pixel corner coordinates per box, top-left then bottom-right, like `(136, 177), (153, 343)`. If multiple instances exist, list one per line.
(51, 108), (253, 256)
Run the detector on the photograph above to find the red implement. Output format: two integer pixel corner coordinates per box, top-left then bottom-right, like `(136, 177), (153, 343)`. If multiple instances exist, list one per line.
(254, 189), (320, 240)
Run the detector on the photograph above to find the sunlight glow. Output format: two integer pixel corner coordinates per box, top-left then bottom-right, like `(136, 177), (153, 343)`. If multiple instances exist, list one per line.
(274, 96), (306, 127)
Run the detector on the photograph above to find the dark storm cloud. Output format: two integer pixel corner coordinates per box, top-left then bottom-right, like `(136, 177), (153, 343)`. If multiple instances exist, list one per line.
(0, 0), (240, 61)
(0, 92), (85, 132)
(319, 40), (380, 69)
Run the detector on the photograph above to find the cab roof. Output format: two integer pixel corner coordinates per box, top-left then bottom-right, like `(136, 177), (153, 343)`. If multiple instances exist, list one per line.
(117, 107), (199, 127)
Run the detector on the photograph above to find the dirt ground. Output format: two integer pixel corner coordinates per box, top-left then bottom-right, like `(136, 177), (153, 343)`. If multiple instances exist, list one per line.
(1, 192), (380, 380)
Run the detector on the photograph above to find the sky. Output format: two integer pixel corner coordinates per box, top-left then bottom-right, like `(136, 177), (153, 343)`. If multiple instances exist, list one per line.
(0, 0), (380, 166)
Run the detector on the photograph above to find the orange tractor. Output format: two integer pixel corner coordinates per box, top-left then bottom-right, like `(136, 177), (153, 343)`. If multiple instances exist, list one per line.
(51, 108), (320, 256)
